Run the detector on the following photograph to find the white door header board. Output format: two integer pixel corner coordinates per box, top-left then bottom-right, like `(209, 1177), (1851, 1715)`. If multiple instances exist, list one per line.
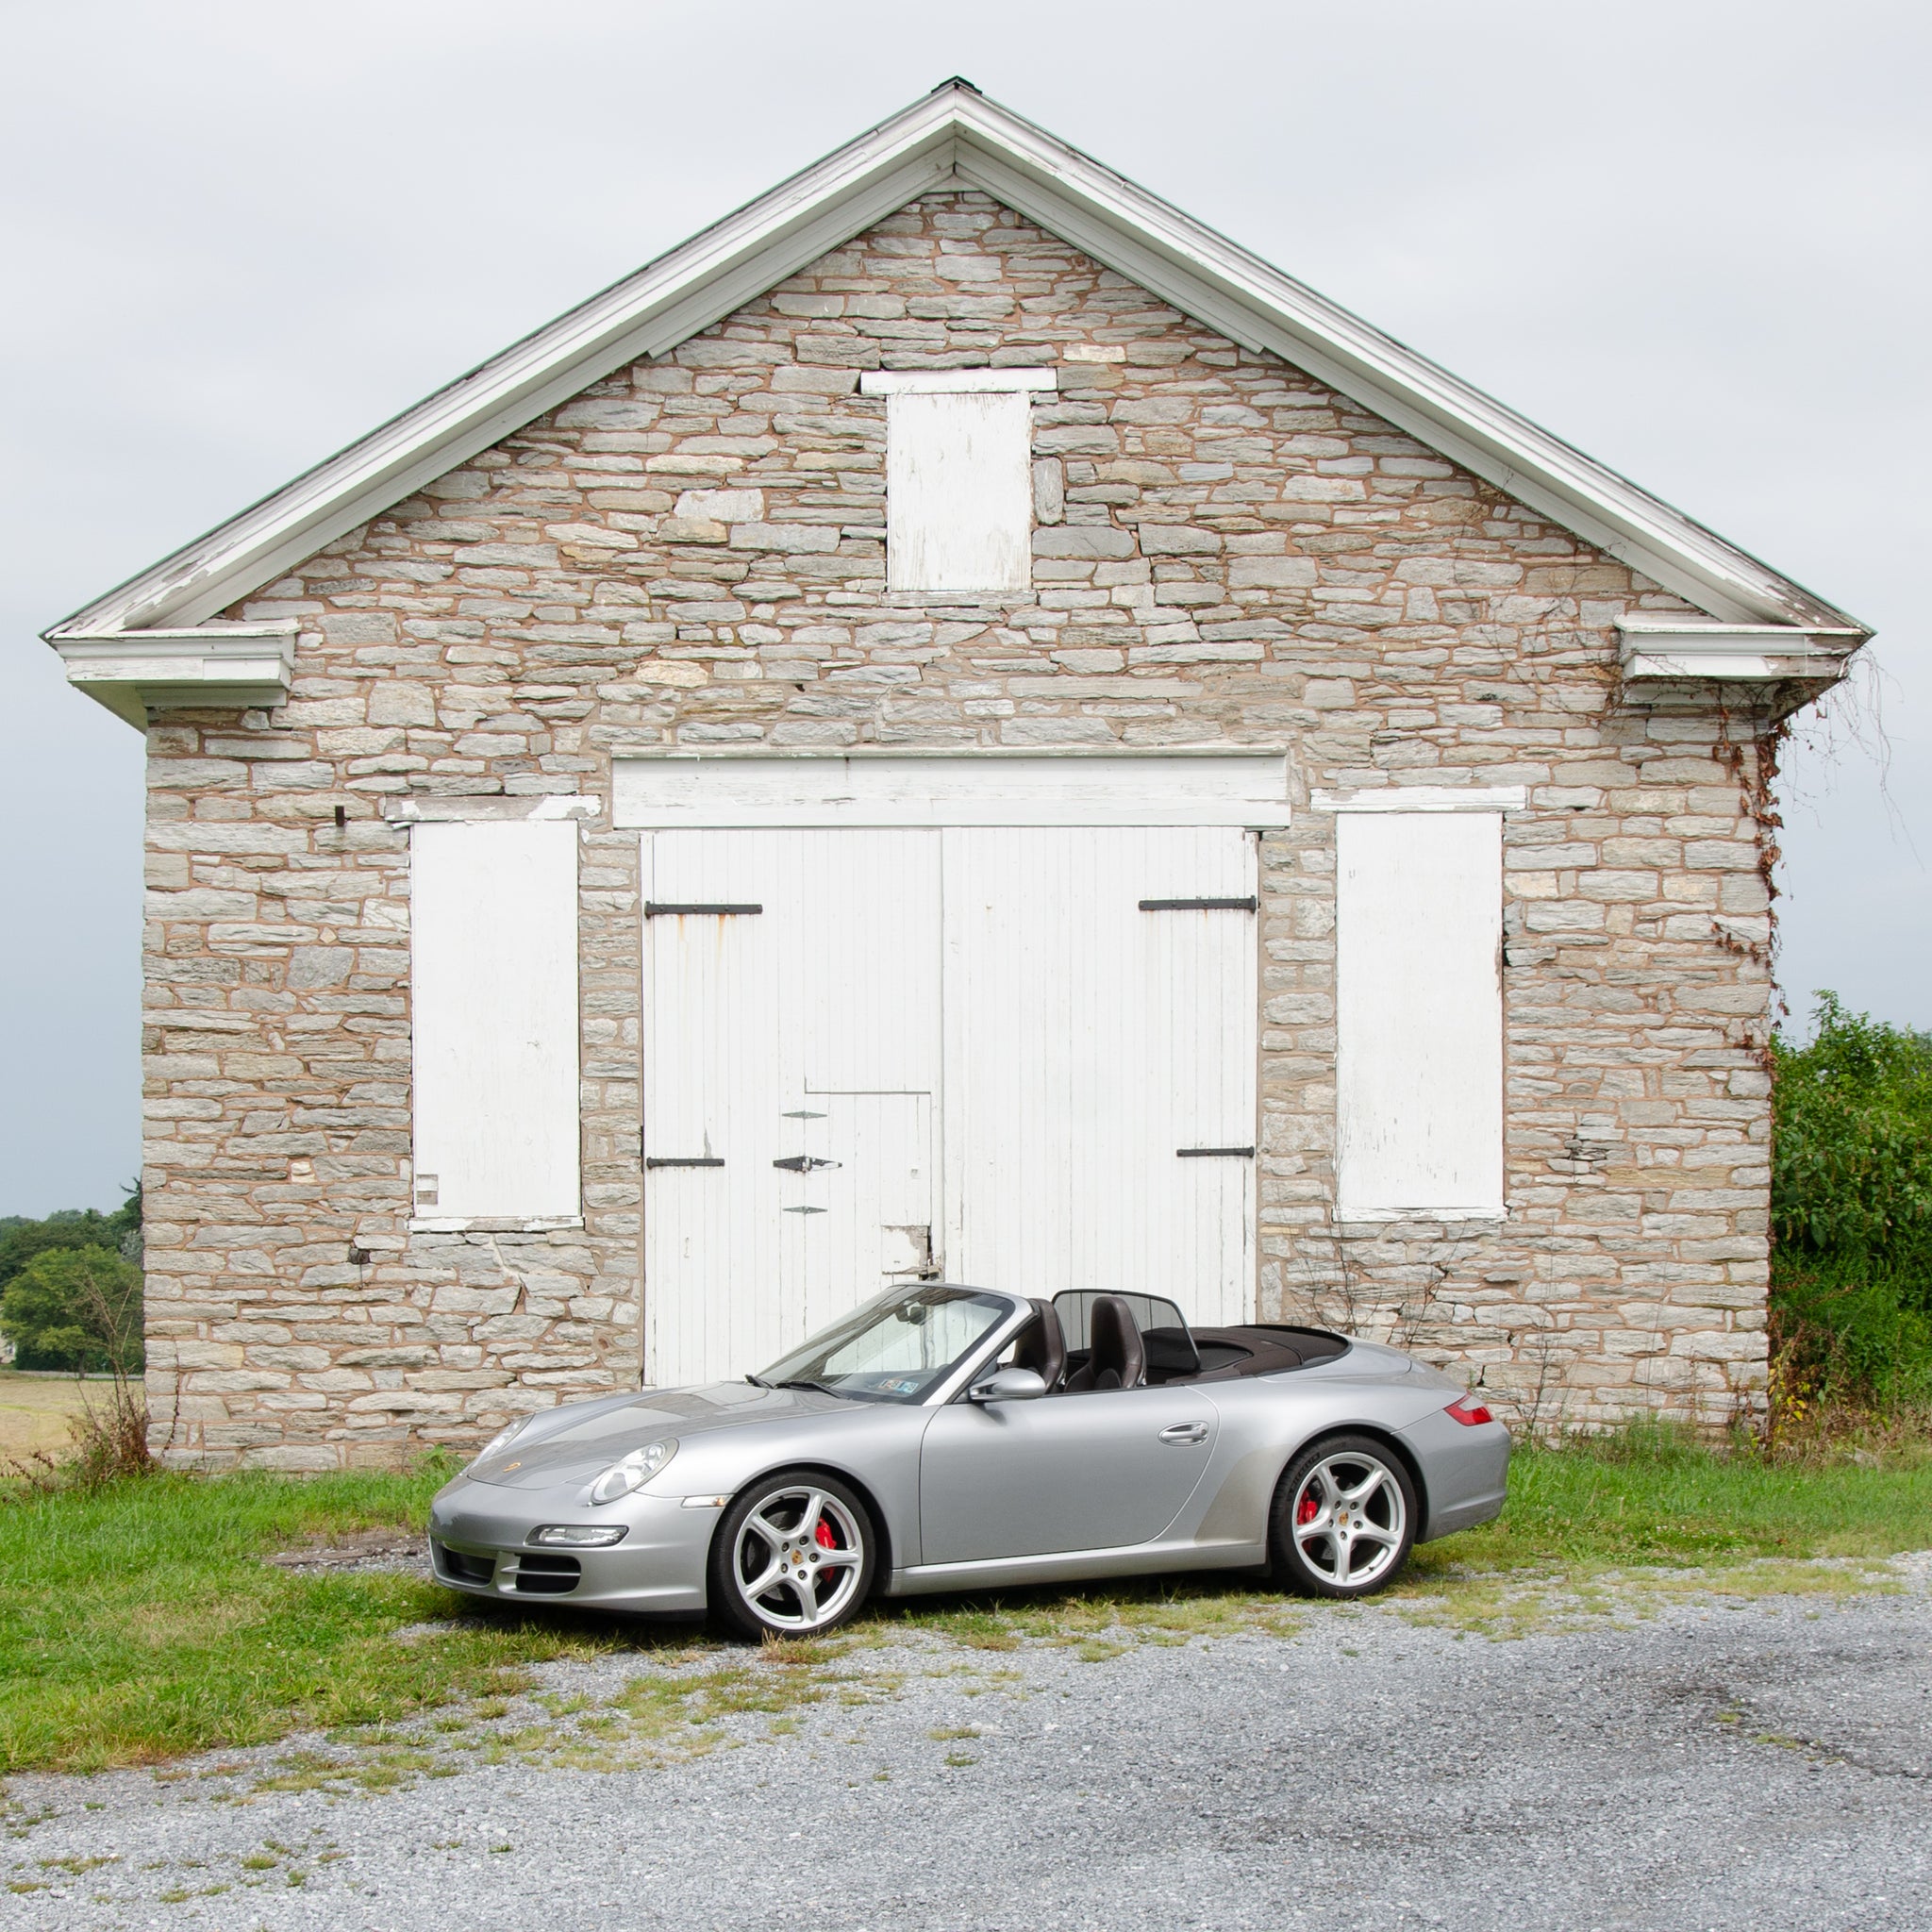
(613, 753), (1291, 829)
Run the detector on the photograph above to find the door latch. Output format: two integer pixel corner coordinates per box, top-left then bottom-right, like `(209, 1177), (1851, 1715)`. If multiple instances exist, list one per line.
(772, 1155), (841, 1174)
(1158, 1421), (1209, 1445)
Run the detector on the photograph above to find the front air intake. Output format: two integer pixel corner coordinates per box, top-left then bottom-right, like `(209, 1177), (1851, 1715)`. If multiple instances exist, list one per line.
(433, 1542), (494, 1586)
(513, 1552), (582, 1595)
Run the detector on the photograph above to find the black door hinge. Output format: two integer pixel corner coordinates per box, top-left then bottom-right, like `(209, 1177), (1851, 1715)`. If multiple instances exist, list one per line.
(1139, 897), (1257, 912)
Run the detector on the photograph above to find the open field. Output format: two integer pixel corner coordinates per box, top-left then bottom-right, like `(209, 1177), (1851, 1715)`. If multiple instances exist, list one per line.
(0, 1374), (104, 1462)
(1, 1429), (1929, 1778)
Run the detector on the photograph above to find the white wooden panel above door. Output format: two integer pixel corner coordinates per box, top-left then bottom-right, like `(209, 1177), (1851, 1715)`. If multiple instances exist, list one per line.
(613, 753), (1291, 829)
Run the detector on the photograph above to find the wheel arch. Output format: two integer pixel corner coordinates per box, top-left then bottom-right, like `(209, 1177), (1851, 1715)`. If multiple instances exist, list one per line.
(1274, 1422), (1429, 1530)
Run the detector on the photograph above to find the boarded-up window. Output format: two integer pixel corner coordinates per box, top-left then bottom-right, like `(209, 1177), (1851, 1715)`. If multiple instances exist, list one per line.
(410, 821), (580, 1224)
(883, 389), (1033, 594)
(1336, 811), (1503, 1217)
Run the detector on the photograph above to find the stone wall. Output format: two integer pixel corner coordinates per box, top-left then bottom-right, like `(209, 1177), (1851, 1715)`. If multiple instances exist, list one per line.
(138, 189), (1778, 1467)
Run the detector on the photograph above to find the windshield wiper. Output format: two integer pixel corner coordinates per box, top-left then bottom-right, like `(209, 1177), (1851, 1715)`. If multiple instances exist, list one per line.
(744, 1373), (771, 1388)
(776, 1378), (844, 1399)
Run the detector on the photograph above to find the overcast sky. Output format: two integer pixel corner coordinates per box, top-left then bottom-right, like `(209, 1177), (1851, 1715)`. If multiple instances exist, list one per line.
(3, 0), (1925, 1216)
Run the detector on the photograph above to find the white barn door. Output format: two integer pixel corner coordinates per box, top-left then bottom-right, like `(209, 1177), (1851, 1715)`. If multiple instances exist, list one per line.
(643, 822), (1257, 1385)
(941, 827), (1257, 1327)
(642, 829), (941, 1387)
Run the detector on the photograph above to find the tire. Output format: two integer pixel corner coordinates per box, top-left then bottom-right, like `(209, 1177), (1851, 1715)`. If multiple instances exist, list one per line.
(708, 1468), (877, 1641)
(1269, 1434), (1417, 1599)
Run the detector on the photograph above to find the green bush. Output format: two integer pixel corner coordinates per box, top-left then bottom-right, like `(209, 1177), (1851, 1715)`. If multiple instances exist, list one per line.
(0, 1246), (144, 1375)
(1772, 993), (1932, 1405)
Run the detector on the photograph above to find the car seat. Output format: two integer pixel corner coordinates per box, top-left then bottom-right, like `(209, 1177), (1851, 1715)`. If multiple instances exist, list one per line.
(1061, 1293), (1145, 1391)
(1010, 1298), (1068, 1391)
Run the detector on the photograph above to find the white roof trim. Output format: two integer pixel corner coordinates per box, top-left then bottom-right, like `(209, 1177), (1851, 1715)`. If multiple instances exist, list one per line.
(45, 78), (1867, 648)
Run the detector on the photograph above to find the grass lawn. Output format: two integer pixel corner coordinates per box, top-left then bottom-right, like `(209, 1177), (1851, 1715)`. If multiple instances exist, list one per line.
(2, 1432), (1928, 1777)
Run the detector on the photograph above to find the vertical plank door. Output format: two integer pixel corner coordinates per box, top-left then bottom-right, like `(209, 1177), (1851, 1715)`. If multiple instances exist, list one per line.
(941, 826), (1257, 1326)
(642, 828), (941, 1387)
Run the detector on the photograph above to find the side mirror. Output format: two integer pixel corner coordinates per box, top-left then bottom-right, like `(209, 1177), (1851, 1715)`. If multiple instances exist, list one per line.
(968, 1366), (1047, 1404)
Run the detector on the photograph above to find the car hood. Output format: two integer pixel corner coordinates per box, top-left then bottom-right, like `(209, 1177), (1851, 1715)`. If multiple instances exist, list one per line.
(460, 1380), (851, 1491)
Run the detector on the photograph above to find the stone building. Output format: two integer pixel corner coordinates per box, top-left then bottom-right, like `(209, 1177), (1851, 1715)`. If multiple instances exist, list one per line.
(46, 83), (1867, 1469)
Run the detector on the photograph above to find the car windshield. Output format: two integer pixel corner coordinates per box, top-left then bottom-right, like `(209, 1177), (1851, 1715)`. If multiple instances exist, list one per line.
(755, 1285), (1016, 1405)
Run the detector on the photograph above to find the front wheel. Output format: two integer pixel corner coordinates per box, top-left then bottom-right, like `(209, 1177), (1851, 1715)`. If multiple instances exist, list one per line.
(1270, 1435), (1417, 1599)
(708, 1469), (876, 1641)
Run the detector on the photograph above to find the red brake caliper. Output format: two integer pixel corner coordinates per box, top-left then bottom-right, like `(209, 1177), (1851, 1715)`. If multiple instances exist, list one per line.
(1296, 1488), (1320, 1526)
(814, 1519), (838, 1550)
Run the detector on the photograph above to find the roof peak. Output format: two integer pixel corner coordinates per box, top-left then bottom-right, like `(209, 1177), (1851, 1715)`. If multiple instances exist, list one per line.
(45, 82), (1864, 646)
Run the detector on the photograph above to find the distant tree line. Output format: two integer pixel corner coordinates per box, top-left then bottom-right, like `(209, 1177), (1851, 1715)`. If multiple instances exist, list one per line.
(1772, 994), (1932, 1406)
(0, 1186), (144, 1374)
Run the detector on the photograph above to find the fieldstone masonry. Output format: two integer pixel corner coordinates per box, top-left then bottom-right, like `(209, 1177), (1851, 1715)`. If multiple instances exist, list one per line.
(140, 191), (1782, 1467)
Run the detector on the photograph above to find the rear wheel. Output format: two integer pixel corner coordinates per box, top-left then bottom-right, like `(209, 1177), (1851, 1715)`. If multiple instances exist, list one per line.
(708, 1469), (876, 1641)
(1270, 1435), (1416, 1599)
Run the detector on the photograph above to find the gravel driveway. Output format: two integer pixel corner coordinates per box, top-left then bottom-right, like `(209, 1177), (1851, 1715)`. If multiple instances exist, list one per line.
(7, 1568), (1930, 1931)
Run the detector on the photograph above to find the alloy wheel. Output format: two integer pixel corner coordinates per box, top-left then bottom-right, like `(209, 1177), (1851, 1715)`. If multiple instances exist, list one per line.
(729, 1484), (867, 1633)
(1290, 1448), (1407, 1590)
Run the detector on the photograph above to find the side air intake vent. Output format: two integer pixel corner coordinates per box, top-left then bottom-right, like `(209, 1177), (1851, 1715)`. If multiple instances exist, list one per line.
(433, 1542), (494, 1586)
(513, 1553), (582, 1595)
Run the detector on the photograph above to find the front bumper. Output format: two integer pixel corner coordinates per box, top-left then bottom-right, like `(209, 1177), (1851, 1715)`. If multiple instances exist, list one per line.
(426, 1483), (718, 1612)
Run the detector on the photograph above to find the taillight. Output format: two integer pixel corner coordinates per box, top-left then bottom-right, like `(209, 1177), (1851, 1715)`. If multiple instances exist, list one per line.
(1444, 1394), (1493, 1426)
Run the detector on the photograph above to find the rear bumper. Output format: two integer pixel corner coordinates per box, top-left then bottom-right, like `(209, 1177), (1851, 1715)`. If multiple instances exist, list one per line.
(426, 1483), (715, 1612)
(1398, 1408), (1512, 1542)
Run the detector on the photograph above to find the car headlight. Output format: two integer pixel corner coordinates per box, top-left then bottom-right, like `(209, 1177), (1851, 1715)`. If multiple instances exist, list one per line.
(474, 1416), (533, 1463)
(530, 1524), (629, 1547)
(589, 1440), (677, 1504)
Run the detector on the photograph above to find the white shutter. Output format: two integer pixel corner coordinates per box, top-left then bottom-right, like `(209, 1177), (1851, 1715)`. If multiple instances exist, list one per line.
(409, 821), (580, 1226)
(1335, 811), (1504, 1218)
(886, 390), (1033, 594)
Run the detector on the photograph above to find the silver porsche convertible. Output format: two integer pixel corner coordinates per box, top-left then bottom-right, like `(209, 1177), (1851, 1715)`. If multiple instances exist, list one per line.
(427, 1283), (1509, 1638)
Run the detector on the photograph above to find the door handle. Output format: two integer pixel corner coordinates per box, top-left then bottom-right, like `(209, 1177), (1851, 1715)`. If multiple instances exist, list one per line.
(1158, 1422), (1209, 1445)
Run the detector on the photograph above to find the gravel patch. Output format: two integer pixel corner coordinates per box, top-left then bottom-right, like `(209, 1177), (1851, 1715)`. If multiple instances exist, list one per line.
(6, 1566), (1930, 1930)
(261, 1530), (430, 1580)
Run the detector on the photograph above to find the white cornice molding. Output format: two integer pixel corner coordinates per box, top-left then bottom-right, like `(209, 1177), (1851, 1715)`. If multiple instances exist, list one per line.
(52, 625), (297, 726)
(1613, 616), (1861, 684)
(43, 79), (1869, 667)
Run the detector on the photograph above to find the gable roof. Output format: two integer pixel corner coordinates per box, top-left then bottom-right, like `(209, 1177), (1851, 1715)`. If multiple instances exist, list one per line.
(46, 78), (1866, 647)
